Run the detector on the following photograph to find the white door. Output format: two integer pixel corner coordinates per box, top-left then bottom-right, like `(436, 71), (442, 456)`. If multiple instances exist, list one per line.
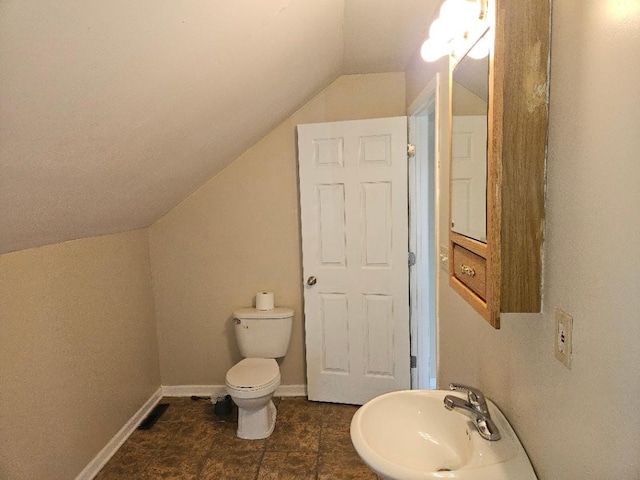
(451, 115), (487, 242)
(297, 117), (410, 405)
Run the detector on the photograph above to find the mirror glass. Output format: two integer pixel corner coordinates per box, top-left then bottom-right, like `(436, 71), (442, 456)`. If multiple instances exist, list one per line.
(451, 34), (490, 243)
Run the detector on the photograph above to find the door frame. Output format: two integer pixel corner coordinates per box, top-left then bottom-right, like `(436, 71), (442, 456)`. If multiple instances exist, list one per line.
(408, 74), (440, 390)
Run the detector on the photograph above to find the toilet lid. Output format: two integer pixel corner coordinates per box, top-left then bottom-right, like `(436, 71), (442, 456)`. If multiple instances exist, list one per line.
(226, 358), (279, 389)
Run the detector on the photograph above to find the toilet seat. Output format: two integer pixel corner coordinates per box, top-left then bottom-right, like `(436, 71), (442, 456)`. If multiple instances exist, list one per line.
(225, 358), (280, 398)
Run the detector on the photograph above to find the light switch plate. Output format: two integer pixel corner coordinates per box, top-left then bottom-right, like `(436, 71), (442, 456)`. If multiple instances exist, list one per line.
(554, 308), (573, 368)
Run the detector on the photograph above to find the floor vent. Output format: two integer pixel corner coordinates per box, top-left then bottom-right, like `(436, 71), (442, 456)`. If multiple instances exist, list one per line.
(138, 403), (169, 430)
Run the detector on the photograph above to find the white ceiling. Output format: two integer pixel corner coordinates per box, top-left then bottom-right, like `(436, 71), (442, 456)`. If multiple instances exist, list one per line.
(0, 0), (438, 254)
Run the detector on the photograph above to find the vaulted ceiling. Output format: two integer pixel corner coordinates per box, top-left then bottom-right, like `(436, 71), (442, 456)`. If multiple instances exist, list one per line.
(0, 0), (438, 254)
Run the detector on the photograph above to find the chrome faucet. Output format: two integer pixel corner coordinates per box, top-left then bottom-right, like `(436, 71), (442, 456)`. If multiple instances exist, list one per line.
(444, 383), (501, 441)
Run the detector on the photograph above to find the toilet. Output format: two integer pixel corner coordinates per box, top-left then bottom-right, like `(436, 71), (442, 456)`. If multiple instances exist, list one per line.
(225, 307), (294, 439)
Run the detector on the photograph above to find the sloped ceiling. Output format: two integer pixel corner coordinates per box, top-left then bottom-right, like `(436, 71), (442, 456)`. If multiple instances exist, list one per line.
(0, 0), (438, 254)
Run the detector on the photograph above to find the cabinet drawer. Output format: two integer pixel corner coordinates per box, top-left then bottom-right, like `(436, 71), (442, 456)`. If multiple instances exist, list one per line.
(452, 244), (487, 300)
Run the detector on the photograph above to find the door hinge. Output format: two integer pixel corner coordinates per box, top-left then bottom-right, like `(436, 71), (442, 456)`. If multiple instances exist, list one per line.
(410, 355), (417, 368)
(408, 251), (416, 267)
(407, 143), (416, 158)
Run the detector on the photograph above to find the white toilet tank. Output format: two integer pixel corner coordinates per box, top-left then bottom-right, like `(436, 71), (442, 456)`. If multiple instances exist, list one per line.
(233, 307), (294, 358)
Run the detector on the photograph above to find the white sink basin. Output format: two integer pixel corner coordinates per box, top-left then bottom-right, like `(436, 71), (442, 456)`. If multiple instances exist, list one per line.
(350, 390), (537, 480)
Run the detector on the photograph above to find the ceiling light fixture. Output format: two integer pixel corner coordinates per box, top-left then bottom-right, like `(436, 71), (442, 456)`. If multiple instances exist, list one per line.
(421, 0), (489, 62)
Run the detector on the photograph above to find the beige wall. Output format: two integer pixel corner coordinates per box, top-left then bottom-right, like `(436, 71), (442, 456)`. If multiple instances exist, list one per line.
(452, 83), (487, 116)
(406, 1), (640, 478)
(0, 230), (160, 480)
(149, 72), (406, 386)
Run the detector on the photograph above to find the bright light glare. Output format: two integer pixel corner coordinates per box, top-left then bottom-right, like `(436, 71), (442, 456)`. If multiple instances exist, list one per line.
(422, 0), (486, 63)
(429, 18), (453, 43)
(421, 39), (450, 62)
(440, 0), (480, 26)
(607, 0), (640, 21)
(418, 431), (442, 446)
(467, 37), (490, 59)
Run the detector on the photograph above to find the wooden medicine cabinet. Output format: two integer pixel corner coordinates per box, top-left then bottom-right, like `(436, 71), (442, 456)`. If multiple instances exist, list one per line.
(449, 0), (550, 328)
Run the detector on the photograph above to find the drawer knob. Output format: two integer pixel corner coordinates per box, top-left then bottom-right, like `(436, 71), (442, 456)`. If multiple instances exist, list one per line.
(460, 264), (476, 277)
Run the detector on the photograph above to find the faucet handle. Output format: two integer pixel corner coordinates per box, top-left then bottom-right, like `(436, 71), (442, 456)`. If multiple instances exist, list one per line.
(449, 383), (489, 414)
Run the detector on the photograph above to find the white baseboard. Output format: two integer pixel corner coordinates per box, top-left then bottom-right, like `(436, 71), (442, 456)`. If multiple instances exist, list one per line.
(161, 384), (307, 399)
(275, 384), (307, 397)
(75, 387), (163, 480)
(161, 384), (225, 398)
(78, 383), (308, 479)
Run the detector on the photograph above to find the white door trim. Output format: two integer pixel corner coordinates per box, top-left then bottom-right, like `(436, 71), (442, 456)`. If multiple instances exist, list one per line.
(408, 74), (440, 390)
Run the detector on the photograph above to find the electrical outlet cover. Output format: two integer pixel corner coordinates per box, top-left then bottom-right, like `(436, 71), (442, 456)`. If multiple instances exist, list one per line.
(554, 308), (573, 368)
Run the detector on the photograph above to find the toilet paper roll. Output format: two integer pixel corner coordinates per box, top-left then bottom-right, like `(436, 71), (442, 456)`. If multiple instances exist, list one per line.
(255, 292), (275, 311)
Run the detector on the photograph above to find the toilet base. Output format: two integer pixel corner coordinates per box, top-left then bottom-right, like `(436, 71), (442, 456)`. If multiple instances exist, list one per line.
(237, 399), (277, 440)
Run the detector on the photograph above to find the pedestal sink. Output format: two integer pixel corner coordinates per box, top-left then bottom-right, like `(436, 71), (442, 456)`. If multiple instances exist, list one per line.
(350, 390), (537, 480)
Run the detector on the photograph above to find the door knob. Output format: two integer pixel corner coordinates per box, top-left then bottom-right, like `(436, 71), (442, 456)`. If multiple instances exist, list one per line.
(307, 276), (317, 286)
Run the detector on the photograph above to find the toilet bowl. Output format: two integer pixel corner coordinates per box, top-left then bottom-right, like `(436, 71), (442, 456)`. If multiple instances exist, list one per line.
(224, 307), (294, 440)
(225, 358), (281, 439)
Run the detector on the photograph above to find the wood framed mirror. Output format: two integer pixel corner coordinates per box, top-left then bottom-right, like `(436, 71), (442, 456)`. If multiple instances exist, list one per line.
(448, 0), (550, 328)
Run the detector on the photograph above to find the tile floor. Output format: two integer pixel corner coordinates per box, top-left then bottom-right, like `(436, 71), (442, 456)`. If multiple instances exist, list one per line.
(95, 396), (378, 479)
